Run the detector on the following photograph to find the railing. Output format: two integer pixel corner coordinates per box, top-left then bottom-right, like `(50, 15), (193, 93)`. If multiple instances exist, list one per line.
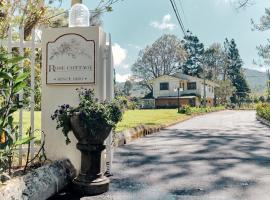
(0, 26), (41, 165)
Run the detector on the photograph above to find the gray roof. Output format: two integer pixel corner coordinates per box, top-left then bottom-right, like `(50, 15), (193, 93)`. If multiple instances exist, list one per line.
(172, 72), (219, 87)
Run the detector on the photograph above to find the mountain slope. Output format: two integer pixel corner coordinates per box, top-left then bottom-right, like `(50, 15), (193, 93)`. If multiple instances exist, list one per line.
(243, 68), (268, 94)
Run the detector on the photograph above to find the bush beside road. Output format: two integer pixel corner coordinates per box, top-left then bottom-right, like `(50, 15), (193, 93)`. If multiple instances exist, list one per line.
(256, 103), (270, 121)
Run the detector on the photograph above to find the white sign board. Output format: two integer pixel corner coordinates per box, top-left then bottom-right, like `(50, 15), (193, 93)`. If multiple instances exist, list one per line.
(46, 33), (95, 84)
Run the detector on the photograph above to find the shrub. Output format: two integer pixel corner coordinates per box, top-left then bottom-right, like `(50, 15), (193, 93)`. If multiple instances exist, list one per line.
(256, 103), (270, 121)
(179, 105), (192, 115)
(0, 52), (36, 177)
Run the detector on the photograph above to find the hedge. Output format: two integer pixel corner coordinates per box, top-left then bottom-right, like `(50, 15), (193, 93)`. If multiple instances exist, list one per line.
(256, 103), (270, 121)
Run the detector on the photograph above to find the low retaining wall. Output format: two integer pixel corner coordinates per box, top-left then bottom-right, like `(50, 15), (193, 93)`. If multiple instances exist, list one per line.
(114, 116), (194, 147)
(257, 115), (270, 127)
(0, 159), (76, 200)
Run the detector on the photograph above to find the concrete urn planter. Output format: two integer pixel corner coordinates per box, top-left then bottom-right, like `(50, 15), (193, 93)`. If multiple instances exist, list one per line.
(70, 115), (111, 196)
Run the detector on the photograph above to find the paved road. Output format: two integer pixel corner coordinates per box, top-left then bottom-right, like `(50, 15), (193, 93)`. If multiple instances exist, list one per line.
(55, 110), (270, 200)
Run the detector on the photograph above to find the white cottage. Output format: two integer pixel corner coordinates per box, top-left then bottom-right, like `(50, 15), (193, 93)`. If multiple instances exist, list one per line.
(149, 73), (219, 108)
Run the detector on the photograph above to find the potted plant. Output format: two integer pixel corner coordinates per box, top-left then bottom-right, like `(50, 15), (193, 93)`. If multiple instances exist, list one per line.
(51, 88), (123, 195)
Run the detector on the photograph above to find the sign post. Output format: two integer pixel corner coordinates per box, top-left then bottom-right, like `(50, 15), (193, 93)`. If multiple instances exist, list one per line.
(41, 26), (108, 172)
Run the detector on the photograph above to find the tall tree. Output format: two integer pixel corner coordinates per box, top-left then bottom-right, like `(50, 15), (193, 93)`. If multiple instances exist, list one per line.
(123, 80), (132, 96)
(249, 6), (270, 67)
(203, 43), (226, 80)
(132, 34), (186, 91)
(215, 80), (236, 105)
(224, 38), (250, 103)
(267, 70), (270, 101)
(182, 31), (204, 77)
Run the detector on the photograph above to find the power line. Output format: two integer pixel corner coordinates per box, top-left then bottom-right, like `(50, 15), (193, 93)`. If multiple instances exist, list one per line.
(169, 0), (186, 36)
(178, 0), (189, 28)
(171, 0), (186, 35)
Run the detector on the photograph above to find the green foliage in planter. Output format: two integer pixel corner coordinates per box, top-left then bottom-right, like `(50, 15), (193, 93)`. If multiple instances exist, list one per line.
(51, 88), (124, 144)
(0, 51), (35, 175)
(256, 103), (270, 121)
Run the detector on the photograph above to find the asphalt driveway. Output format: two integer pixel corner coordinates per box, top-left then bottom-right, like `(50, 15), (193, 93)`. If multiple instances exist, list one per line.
(58, 110), (270, 200)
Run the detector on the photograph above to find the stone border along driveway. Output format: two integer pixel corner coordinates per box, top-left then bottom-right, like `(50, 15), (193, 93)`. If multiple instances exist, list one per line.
(114, 110), (225, 147)
(257, 115), (270, 127)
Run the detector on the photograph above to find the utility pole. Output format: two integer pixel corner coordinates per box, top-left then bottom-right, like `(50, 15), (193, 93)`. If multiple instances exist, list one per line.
(203, 68), (207, 108)
(72, 0), (82, 5)
(177, 88), (180, 113)
(267, 70), (270, 100)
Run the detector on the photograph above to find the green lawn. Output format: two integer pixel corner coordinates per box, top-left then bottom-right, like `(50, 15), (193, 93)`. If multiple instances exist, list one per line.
(115, 109), (189, 132)
(13, 111), (41, 135)
(13, 107), (224, 136)
(13, 109), (188, 134)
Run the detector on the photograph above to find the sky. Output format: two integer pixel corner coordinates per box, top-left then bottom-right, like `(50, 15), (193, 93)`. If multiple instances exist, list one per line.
(57, 0), (270, 82)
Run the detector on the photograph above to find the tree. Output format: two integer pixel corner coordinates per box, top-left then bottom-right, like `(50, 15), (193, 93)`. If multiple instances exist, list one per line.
(71, 0), (123, 26)
(132, 34), (186, 91)
(237, 2), (270, 67)
(249, 7), (270, 67)
(259, 95), (266, 102)
(0, 1), (67, 39)
(215, 80), (236, 105)
(224, 38), (250, 103)
(123, 80), (132, 96)
(182, 31), (204, 77)
(266, 70), (270, 100)
(236, 0), (253, 8)
(0, 1), (123, 110)
(203, 43), (226, 80)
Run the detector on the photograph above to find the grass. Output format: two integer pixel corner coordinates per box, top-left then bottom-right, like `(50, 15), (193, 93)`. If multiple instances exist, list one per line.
(115, 109), (190, 132)
(13, 107), (225, 137)
(13, 111), (42, 138)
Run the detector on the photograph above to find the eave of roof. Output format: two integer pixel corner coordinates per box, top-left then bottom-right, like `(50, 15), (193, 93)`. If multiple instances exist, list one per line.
(157, 96), (197, 99)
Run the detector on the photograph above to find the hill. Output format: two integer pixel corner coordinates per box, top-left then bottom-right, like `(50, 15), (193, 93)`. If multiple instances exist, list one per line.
(243, 68), (268, 94)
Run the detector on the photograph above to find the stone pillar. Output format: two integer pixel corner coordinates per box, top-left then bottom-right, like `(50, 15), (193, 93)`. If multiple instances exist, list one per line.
(41, 26), (107, 172)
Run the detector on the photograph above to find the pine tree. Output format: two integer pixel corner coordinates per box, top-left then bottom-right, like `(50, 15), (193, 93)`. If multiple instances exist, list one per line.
(224, 38), (250, 104)
(182, 31), (204, 77)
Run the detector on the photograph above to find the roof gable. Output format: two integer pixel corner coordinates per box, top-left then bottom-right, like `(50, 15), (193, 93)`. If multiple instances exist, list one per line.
(149, 75), (182, 83)
(149, 73), (219, 87)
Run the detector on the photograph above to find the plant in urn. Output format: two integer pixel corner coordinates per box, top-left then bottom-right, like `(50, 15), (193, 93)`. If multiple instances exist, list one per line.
(51, 88), (123, 195)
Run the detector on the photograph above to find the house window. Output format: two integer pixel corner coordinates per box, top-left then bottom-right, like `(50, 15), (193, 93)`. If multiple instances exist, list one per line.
(180, 82), (185, 90)
(160, 82), (169, 90)
(187, 82), (196, 90)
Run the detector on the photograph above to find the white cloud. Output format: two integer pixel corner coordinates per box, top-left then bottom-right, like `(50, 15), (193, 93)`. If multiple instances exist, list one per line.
(122, 64), (130, 69)
(150, 14), (176, 31)
(112, 43), (127, 67)
(128, 43), (141, 50)
(115, 73), (131, 82)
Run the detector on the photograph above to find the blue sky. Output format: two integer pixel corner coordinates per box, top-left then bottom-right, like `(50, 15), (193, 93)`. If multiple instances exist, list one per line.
(59, 0), (270, 82)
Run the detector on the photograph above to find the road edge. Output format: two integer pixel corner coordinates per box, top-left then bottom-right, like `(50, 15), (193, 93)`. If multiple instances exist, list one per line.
(114, 109), (226, 148)
(256, 114), (270, 127)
